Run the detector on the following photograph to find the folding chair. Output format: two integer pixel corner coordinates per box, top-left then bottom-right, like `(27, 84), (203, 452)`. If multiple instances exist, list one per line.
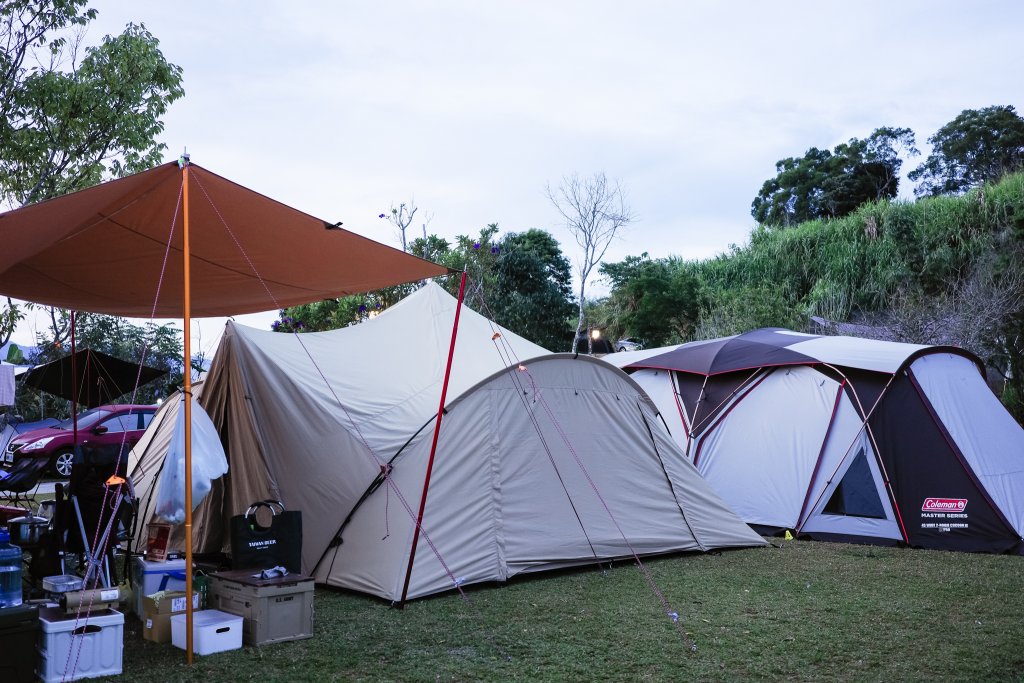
(65, 443), (136, 588)
(0, 456), (52, 510)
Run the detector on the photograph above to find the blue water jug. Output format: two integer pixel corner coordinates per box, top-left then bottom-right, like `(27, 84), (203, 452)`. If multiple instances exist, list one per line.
(0, 528), (23, 608)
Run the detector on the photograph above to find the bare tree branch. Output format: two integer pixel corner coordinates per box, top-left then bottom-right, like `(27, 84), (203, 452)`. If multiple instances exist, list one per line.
(546, 172), (635, 352)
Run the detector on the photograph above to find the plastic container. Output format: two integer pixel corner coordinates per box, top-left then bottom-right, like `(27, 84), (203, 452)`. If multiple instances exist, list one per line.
(42, 574), (84, 595)
(0, 528), (23, 608)
(37, 606), (124, 682)
(209, 569), (314, 645)
(171, 609), (243, 655)
(0, 603), (39, 683)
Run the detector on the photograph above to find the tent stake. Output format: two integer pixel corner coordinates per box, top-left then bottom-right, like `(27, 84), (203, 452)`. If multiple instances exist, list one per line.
(398, 270), (467, 606)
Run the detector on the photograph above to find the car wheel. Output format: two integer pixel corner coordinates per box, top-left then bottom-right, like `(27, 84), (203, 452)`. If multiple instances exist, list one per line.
(51, 449), (75, 478)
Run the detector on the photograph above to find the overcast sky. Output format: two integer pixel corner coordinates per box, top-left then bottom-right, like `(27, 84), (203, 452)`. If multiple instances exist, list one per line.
(9, 0), (1023, 354)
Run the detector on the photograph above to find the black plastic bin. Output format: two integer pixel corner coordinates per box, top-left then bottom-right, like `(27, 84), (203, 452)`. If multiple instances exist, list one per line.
(0, 603), (40, 683)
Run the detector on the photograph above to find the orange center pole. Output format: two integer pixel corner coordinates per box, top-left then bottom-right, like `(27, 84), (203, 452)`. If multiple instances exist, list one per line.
(182, 160), (194, 664)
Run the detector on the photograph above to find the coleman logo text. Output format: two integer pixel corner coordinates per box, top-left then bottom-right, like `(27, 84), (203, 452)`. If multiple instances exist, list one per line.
(922, 497), (967, 512)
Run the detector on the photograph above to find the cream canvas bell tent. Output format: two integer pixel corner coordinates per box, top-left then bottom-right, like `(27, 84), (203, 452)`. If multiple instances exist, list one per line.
(604, 328), (1024, 554)
(130, 283), (764, 601)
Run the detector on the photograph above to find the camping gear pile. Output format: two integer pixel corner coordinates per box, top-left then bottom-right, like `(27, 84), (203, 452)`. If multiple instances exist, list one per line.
(605, 327), (1024, 553)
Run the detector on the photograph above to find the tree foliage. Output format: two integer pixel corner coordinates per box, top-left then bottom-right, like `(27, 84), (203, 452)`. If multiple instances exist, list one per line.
(275, 225), (575, 350)
(0, 2), (184, 358)
(751, 127), (917, 227)
(909, 105), (1024, 197)
(600, 254), (701, 347)
(490, 229), (575, 351)
(1, 2), (184, 208)
(609, 171), (1024, 419)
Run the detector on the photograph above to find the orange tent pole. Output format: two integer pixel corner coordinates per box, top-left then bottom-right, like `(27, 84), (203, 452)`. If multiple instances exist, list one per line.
(182, 158), (194, 663)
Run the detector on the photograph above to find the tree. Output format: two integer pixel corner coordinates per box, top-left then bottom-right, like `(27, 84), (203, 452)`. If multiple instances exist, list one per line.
(546, 173), (635, 352)
(751, 127), (917, 227)
(695, 284), (807, 340)
(0, 297), (24, 348)
(909, 105), (1024, 197)
(1, 4), (184, 208)
(601, 254), (701, 347)
(274, 226), (576, 351)
(381, 200), (430, 253)
(1, 2), (184, 348)
(490, 229), (575, 351)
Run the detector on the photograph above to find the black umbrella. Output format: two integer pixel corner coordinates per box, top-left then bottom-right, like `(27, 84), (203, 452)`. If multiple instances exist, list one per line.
(19, 348), (168, 408)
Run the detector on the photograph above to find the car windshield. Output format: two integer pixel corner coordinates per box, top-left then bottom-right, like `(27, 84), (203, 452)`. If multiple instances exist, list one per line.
(57, 408), (112, 429)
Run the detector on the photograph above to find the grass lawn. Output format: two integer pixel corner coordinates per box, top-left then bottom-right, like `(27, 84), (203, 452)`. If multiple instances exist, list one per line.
(116, 538), (1024, 682)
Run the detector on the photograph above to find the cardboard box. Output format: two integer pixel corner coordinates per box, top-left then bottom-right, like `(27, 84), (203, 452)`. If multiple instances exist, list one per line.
(171, 609), (243, 655)
(209, 569), (314, 645)
(131, 556), (188, 616)
(37, 606), (123, 682)
(142, 591), (200, 643)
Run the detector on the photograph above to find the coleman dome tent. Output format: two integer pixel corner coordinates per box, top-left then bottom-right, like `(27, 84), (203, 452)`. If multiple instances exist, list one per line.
(130, 283), (763, 601)
(604, 328), (1024, 554)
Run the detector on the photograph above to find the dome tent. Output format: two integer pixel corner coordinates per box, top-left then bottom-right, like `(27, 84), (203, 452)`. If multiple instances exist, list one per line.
(130, 283), (763, 600)
(605, 328), (1024, 554)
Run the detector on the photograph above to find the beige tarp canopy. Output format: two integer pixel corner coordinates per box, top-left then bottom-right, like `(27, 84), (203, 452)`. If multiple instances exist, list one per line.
(0, 160), (448, 317)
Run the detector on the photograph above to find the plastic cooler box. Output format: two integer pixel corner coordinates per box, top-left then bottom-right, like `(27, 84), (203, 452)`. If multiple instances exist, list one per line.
(209, 569), (314, 645)
(37, 606), (123, 683)
(171, 609), (243, 655)
(131, 556), (188, 615)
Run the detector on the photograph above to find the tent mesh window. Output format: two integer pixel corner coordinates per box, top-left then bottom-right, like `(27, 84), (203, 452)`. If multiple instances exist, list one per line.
(823, 448), (886, 519)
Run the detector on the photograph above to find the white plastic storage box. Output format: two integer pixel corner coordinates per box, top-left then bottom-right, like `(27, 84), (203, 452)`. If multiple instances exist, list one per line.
(171, 609), (243, 655)
(131, 555), (188, 615)
(209, 569), (314, 645)
(37, 606), (124, 683)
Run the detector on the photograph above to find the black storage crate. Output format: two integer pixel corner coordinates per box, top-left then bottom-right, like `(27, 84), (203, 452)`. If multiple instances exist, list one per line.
(0, 603), (40, 683)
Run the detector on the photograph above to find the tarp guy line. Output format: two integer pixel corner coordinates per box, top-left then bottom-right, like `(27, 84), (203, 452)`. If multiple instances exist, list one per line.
(192, 172), (476, 604)
(66, 177), (185, 683)
(520, 365), (698, 652)
(474, 290), (699, 651)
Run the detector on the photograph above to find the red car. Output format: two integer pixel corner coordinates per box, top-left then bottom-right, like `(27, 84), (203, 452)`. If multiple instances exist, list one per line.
(2, 404), (157, 478)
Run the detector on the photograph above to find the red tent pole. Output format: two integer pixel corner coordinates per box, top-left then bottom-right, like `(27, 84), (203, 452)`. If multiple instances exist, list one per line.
(182, 159), (195, 664)
(398, 271), (467, 606)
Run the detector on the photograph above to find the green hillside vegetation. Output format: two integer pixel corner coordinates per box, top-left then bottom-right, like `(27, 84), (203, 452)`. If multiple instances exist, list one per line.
(600, 172), (1024, 418)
